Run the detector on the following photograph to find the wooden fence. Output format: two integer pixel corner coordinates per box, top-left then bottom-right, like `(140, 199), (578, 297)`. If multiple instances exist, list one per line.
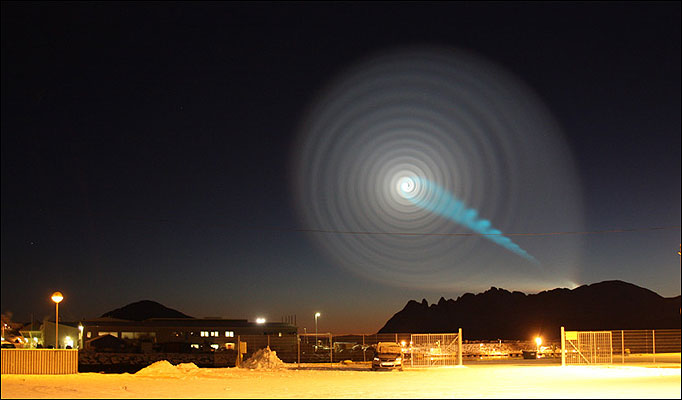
(1, 349), (78, 374)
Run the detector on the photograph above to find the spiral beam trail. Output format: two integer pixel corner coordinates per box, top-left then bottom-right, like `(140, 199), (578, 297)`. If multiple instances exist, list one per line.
(291, 47), (584, 291)
(400, 176), (536, 262)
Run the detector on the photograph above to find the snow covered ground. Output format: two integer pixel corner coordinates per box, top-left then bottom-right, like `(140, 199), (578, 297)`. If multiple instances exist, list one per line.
(2, 362), (680, 399)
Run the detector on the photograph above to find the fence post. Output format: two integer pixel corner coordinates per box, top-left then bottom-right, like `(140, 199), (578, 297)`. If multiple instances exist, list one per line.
(560, 326), (565, 367)
(652, 330), (656, 364)
(362, 334), (365, 362)
(621, 330), (624, 364)
(410, 333), (414, 368)
(458, 328), (463, 366)
(236, 336), (241, 368)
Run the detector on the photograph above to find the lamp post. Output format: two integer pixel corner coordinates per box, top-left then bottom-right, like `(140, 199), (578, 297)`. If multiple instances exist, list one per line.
(51, 292), (63, 349)
(78, 324), (84, 349)
(314, 312), (321, 350)
(535, 336), (542, 358)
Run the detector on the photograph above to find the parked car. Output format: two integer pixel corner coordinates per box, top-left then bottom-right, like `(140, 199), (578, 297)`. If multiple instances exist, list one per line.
(1, 342), (16, 348)
(371, 342), (403, 371)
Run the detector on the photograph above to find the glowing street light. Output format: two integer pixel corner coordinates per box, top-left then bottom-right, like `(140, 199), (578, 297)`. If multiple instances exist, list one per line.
(535, 336), (542, 355)
(314, 312), (321, 350)
(256, 317), (266, 324)
(51, 292), (63, 349)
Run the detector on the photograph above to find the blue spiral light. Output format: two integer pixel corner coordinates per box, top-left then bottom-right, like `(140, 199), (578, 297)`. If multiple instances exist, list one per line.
(291, 47), (584, 291)
(400, 176), (536, 262)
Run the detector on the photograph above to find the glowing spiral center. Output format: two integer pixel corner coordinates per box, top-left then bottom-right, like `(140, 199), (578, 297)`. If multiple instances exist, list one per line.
(398, 176), (416, 197)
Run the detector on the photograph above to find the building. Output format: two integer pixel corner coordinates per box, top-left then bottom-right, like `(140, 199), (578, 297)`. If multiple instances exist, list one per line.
(17, 321), (42, 348)
(41, 319), (81, 349)
(79, 317), (297, 352)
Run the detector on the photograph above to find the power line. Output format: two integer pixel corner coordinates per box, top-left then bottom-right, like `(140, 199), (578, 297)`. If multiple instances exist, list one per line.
(129, 218), (679, 237)
(8, 213), (678, 238)
(281, 225), (681, 237)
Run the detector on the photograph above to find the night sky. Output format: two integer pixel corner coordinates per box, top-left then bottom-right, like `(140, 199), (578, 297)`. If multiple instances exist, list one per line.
(2, 2), (680, 334)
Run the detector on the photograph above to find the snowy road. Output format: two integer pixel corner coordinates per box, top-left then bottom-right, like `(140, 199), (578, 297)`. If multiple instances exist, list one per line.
(2, 362), (680, 399)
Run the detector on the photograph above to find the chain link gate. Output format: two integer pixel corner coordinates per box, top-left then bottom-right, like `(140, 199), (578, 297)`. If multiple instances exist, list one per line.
(409, 330), (462, 367)
(562, 328), (612, 365)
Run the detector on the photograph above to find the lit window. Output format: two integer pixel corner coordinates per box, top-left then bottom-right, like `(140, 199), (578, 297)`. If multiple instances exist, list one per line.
(200, 331), (209, 337)
(225, 343), (235, 350)
(210, 343), (219, 350)
(190, 344), (199, 349)
(225, 331), (234, 337)
(210, 331), (219, 337)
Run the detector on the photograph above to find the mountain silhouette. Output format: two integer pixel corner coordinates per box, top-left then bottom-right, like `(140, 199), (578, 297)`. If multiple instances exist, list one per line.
(101, 300), (192, 321)
(378, 280), (680, 340)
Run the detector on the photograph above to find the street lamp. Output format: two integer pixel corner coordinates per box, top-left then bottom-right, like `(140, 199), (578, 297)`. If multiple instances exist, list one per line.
(314, 312), (321, 350)
(51, 292), (63, 349)
(78, 324), (84, 349)
(535, 336), (542, 357)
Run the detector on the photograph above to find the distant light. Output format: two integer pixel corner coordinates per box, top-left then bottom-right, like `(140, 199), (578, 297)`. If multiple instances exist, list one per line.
(256, 318), (266, 324)
(535, 337), (542, 346)
(401, 341), (407, 347)
(315, 312), (321, 318)
(51, 292), (64, 303)
(78, 324), (84, 332)
(33, 337), (38, 342)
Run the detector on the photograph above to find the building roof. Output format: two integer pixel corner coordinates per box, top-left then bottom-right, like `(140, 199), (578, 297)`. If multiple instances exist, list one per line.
(42, 320), (81, 329)
(18, 321), (42, 332)
(79, 317), (296, 330)
(85, 334), (126, 348)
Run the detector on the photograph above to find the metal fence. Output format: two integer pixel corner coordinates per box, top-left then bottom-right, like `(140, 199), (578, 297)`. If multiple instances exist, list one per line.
(232, 332), (463, 369)
(234, 333), (413, 366)
(611, 329), (681, 364)
(561, 328), (681, 366)
(562, 329), (613, 365)
(79, 327), (673, 370)
(234, 334), (299, 366)
(410, 331), (462, 367)
(1, 349), (79, 374)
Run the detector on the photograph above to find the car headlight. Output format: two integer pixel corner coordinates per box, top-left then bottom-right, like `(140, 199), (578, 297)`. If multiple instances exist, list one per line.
(395, 357), (401, 362)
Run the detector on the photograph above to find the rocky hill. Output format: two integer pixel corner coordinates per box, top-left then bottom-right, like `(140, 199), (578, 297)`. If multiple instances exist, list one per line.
(378, 280), (681, 340)
(101, 300), (192, 321)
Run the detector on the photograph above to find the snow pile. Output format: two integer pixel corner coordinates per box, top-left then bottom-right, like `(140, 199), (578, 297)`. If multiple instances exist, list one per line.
(135, 361), (201, 378)
(135, 360), (183, 377)
(176, 362), (199, 372)
(240, 346), (286, 369)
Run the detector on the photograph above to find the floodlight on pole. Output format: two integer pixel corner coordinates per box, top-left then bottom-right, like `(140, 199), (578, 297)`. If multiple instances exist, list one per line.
(314, 312), (321, 350)
(51, 292), (63, 349)
(535, 336), (542, 355)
